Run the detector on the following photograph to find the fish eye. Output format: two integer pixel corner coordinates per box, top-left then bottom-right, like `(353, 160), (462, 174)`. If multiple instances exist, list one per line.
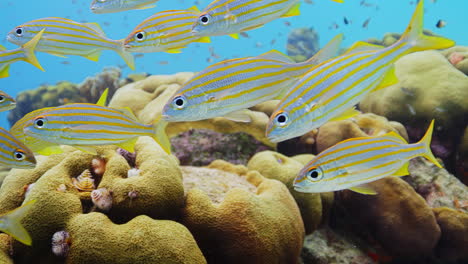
(135, 31), (146, 42)
(199, 14), (210, 25)
(306, 167), (323, 181)
(172, 95), (186, 110)
(13, 150), (25, 161)
(34, 117), (46, 129)
(0, 95), (4, 102)
(274, 112), (289, 127)
(15, 27), (23, 37)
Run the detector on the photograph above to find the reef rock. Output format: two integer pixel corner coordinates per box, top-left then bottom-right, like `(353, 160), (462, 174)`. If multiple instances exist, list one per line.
(109, 72), (275, 147)
(337, 177), (441, 258)
(287, 27), (320, 63)
(180, 160), (304, 264)
(247, 151), (322, 234)
(433, 207), (468, 262)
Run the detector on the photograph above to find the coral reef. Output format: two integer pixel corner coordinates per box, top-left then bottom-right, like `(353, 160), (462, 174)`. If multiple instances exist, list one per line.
(440, 46), (468, 75)
(360, 49), (468, 179)
(286, 27), (320, 63)
(432, 207), (468, 262)
(247, 151), (323, 234)
(180, 160), (305, 263)
(109, 72), (275, 147)
(172, 129), (270, 166)
(336, 176), (441, 258)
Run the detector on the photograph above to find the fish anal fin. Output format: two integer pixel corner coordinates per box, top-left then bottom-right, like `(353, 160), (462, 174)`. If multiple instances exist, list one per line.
(229, 33), (239, 40)
(196, 36), (211, 43)
(83, 50), (101, 62)
(165, 48), (183, 54)
(73, 145), (97, 154)
(349, 184), (377, 195)
(116, 138), (137, 153)
(374, 66), (398, 91)
(0, 65), (10, 78)
(223, 110), (251, 123)
(329, 107), (360, 122)
(96, 88), (109, 106)
(281, 3), (300, 17)
(394, 162), (410, 177)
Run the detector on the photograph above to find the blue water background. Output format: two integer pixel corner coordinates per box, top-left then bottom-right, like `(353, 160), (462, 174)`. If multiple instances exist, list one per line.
(0, 0), (466, 128)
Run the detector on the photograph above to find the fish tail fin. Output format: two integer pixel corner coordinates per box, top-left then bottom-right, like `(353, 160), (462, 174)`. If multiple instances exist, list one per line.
(116, 42), (135, 70)
(401, 0), (454, 52)
(2, 200), (36, 245)
(417, 120), (442, 168)
(22, 29), (45, 72)
(152, 115), (171, 154)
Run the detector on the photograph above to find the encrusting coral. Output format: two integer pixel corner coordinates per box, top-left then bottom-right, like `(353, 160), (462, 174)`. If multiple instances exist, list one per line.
(247, 151), (323, 234)
(180, 160), (305, 264)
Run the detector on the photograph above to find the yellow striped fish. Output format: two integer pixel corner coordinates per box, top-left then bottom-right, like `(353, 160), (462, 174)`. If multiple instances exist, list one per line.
(162, 34), (343, 122)
(0, 29), (44, 78)
(0, 91), (16, 112)
(91, 0), (158, 14)
(0, 200), (36, 245)
(21, 103), (170, 154)
(0, 127), (36, 169)
(124, 7), (210, 54)
(294, 120), (442, 195)
(266, 0), (454, 142)
(10, 89), (110, 156)
(191, 0), (343, 39)
(7, 17), (135, 70)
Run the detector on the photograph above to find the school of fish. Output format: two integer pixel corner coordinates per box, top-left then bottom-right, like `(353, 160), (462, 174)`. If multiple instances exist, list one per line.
(0, 0), (457, 246)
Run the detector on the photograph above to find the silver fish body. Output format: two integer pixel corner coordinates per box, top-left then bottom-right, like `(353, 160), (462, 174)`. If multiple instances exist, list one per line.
(90, 0), (158, 14)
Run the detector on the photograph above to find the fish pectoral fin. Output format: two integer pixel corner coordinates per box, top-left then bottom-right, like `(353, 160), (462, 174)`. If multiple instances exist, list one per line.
(3, 200), (36, 245)
(329, 107), (360, 122)
(96, 88), (109, 106)
(187, 6), (200, 13)
(45, 52), (68, 58)
(84, 22), (106, 36)
(281, 2), (300, 17)
(115, 107), (138, 120)
(229, 33), (239, 40)
(223, 110), (252, 123)
(196, 36), (211, 43)
(116, 138), (138, 153)
(349, 184), (378, 195)
(394, 162), (410, 177)
(136, 4), (156, 10)
(0, 65), (10, 78)
(374, 66), (398, 91)
(36, 145), (63, 156)
(165, 48), (183, 54)
(258, 50), (294, 63)
(344, 41), (384, 55)
(73, 145), (98, 154)
(83, 50), (102, 62)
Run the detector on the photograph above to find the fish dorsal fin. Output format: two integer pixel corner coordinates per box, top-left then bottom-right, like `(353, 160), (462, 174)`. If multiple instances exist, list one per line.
(96, 88), (109, 106)
(281, 2), (300, 17)
(223, 109), (251, 123)
(329, 107), (360, 122)
(0, 45), (6, 51)
(349, 184), (377, 195)
(116, 107), (138, 120)
(345, 41), (383, 55)
(45, 52), (68, 58)
(83, 50), (101, 62)
(84, 22), (106, 36)
(374, 66), (398, 91)
(258, 50), (294, 63)
(394, 162), (410, 177)
(304, 34), (343, 65)
(116, 138), (138, 153)
(384, 131), (408, 144)
(187, 6), (200, 13)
